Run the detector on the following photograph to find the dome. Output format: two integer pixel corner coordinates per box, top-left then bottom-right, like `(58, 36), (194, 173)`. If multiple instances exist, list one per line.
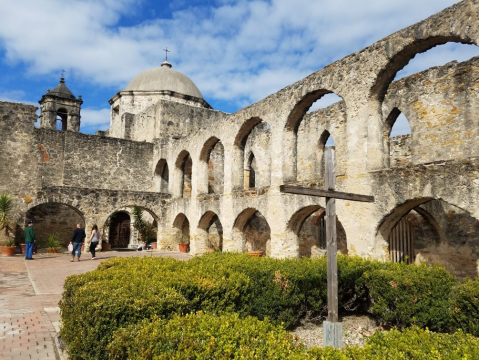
(125, 61), (203, 99)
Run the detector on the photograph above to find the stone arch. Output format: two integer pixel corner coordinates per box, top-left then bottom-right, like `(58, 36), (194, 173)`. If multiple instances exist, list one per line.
(173, 212), (190, 246)
(244, 151), (256, 189)
(175, 150), (192, 198)
(371, 36), (478, 103)
(103, 205), (159, 249)
(199, 137), (224, 194)
(21, 202), (85, 248)
(56, 107), (68, 131)
(233, 117), (270, 190)
(286, 205), (347, 258)
(316, 130), (334, 180)
(383, 108), (412, 168)
(154, 158), (169, 193)
(197, 211), (223, 252)
(376, 197), (479, 277)
(283, 89), (345, 183)
(233, 208), (271, 255)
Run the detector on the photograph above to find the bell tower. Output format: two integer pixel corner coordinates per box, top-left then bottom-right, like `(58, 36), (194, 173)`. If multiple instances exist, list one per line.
(39, 77), (83, 132)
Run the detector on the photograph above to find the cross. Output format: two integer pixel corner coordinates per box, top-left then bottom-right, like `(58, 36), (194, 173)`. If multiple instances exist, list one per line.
(280, 147), (374, 348)
(60, 69), (65, 78)
(163, 47), (170, 61)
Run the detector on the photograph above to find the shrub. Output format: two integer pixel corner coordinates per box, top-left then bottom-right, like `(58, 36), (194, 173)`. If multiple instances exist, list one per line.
(307, 327), (479, 359)
(362, 262), (455, 331)
(451, 278), (479, 336)
(108, 312), (307, 359)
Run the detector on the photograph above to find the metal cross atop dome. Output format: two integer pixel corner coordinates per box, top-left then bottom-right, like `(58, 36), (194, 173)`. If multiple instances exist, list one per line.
(163, 47), (170, 61)
(61, 69), (65, 78)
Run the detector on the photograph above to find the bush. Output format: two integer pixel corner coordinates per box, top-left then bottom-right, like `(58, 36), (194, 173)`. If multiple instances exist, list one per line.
(451, 278), (479, 336)
(362, 262), (455, 331)
(108, 312), (307, 359)
(307, 327), (479, 359)
(61, 253), (478, 358)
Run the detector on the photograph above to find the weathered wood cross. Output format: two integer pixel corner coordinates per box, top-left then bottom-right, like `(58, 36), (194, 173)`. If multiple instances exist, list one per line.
(280, 147), (374, 348)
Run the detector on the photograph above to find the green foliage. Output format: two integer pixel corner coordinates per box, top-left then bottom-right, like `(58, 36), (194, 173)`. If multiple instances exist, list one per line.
(451, 278), (479, 336)
(60, 253), (479, 359)
(0, 193), (14, 244)
(43, 233), (61, 248)
(362, 262), (455, 331)
(108, 312), (307, 360)
(307, 327), (479, 359)
(132, 206), (153, 243)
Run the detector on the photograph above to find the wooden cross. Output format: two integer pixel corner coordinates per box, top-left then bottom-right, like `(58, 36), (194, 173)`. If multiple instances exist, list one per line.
(280, 147), (374, 348)
(163, 47), (170, 61)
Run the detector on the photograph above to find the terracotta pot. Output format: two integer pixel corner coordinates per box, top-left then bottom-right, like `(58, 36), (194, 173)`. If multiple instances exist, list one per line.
(247, 251), (264, 258)
(20, 243), (26, 254)
(46, 248), (61, 253)
(205, 248), (216, 254)
(150, 242), (157, 250)
(101, 242), (111, 251)
(1, 245), (16, 256)
(178, 243), (189, 253)
(81, 243), (85, 252)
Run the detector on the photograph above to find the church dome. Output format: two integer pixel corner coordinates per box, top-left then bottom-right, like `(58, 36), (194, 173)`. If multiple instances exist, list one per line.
(125, 61), (203, 99)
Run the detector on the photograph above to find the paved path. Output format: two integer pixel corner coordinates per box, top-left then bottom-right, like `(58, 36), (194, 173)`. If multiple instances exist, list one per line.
(0, 250), (191, 359)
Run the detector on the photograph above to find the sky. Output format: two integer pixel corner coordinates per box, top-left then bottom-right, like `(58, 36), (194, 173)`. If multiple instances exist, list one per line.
(0, 0), (477, 135)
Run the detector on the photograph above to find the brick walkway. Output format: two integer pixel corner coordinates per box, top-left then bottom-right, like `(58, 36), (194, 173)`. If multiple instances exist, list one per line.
(0, 250), (190, 359)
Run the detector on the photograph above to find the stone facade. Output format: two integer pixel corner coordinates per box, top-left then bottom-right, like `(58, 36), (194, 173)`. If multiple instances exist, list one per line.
(1, 0), (478, 277)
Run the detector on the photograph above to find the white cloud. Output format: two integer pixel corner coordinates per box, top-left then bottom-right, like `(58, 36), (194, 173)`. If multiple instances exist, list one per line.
(0, 0), (475, 115)
(80, 108), (111, 132)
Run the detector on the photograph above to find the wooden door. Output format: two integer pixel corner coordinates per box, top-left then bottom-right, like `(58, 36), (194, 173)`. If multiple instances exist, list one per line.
(109, 212), (131, 248)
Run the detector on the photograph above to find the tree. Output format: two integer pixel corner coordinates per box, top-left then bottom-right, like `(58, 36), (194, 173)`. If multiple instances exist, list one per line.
(0, 193), (14, 245)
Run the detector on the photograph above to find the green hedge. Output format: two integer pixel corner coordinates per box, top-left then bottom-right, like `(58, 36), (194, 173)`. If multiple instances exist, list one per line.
(59, 253), (479, 359)
(109, 315), (479, 360)
(450, 278), (479, 336)
(362, 262), (455, 331)
(108, 312), (307, 360)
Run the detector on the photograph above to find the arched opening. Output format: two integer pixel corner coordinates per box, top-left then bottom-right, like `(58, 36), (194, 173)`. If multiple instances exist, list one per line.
(379, 198), (479, 278)
(372, 37), (479, 103)
(154, 159), (169, 193)
(198, 211), (223, 252)
(56, 108), (68, 131)
(233, 118), (271, 190)
(108, 211), (131, 249)
(176, 151), (192, 198)
(244, 152), (256, 189)
(23, 202), (84, 248)
(288, 205), (347, 258)
(317, 131), (335, 180)
(173, 213), (190, 248)
(233, 209), (271, 255)
(199, 137), (224, 194)
(285, 90), (345, 183)
(384, 108), (412, 168)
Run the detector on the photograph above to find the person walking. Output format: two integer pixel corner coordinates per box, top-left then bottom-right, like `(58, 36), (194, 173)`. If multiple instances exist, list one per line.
(24, 220), (35, 260)
(87, 224), (100, 260)
(70, 223), (86, 262)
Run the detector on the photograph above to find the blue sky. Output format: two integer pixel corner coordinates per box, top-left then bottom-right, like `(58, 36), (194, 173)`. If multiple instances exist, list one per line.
(0, 0), (478, 135)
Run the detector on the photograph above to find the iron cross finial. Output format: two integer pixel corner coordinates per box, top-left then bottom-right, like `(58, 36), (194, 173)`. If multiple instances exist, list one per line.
(163, 47), (170, 61)
(60, 69), (65, 78)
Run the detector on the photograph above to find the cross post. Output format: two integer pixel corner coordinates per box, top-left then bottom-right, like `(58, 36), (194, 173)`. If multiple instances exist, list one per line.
(280, 147), (374, 348)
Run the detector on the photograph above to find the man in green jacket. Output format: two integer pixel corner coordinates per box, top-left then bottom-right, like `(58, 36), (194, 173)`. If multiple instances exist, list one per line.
(25, 220), (35, 260)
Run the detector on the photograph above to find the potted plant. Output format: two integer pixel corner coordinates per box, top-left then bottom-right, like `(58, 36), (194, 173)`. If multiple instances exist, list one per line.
(246, 232), (265, 257)
(0, 193), (16, 256)
(44, 234), (62, 253)
(178, 238), (189, 253)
